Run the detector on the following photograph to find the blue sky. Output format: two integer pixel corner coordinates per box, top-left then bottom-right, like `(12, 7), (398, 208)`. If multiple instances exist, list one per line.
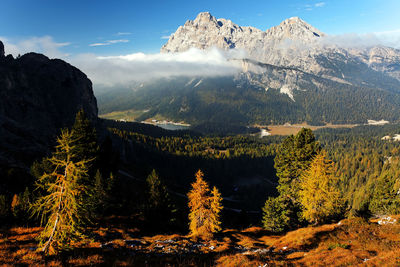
(1, 0), (400, 56)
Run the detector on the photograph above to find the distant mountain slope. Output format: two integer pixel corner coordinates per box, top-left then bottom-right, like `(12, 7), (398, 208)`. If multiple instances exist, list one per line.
(99, 12), (400, 126)
(0, 41), (98, 169)
(98, 73), (400, 126)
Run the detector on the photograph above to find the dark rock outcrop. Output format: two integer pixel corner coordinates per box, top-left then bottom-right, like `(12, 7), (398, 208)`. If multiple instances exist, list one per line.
(0, 41), (4, 57)
(0, 42), (98, 169)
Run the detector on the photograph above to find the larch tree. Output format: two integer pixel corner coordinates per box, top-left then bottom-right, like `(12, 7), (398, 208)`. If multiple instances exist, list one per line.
(210, 186), (223, 233)
(299, 151), (342, 224)
(32, 129), (91, 255)
(188, 170), (223, 240)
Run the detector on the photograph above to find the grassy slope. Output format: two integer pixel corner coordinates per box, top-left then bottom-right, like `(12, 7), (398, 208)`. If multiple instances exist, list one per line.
(1, 217), (400, 266)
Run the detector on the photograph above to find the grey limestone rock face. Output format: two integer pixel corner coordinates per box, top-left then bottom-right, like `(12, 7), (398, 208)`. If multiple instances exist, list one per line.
(161, 12), (400, 98)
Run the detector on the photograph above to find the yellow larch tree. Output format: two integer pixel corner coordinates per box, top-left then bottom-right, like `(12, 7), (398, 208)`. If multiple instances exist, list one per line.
(299, 151), (342, 224)
(32, 129), (91, 255)
(210, 186), (223, 233)
(188, 170), (223, 240)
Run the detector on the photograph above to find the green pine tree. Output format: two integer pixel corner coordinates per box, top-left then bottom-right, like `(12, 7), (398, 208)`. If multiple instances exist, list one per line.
(146, 169), (176, 229)
(263, 128), (320, 231)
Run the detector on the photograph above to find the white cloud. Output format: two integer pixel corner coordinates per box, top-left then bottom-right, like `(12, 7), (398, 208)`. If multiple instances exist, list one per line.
(161, 35), (171, 39)
(108, 39), (129, 44)
(303, 2), (325, 11)
(89, 39), (129, 47)
(320, 32), (400, 49)
(373, 29), (400, 48)
(116, 32), (132, 36)
(1, 36), (70, 58)
(89, 42), (109, 47)
(71, 48), (244, 88)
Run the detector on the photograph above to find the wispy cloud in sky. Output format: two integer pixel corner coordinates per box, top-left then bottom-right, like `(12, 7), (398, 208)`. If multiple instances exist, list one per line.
(89, 39), (129, 47)
(304, 2), (326, 11)
(1, 36), (70, 58)
(116, 32), (132, 36)
(161, 35), (171, 40)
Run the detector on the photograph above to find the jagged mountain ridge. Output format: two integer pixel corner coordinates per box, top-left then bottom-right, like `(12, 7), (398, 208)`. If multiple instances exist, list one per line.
(162, 12), (400, 93)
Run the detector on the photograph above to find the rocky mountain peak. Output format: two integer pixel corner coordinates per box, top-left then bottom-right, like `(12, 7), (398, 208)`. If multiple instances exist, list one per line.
(265, 16), (324, 40)
(193, 12), (218, 25)
(161, 12), (325, 54)
(0, 40), (4, 57)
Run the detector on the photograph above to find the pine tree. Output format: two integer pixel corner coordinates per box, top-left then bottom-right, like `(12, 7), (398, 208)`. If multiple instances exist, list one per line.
(188, 170), (223, 240)
(275, 128), (321, 201)
(71, 109), (100, 220)
(32, 129), (91, 255)
(145, 169), (176, 230)
(147, 169), (166, 209)
(262, 196), (292, 232)
(91, 169), (108, 216)
(299, 151), (342, 224)
(71, 109), (99, 166)
(263, 128), (320, 230)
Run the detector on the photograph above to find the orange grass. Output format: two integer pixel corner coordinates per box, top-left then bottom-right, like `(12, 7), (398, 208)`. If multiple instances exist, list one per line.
(216, 253), (264, 267)
(0, 217), (399, 266)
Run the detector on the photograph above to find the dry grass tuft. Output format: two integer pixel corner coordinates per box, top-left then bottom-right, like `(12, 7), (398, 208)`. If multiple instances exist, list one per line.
(68, 254), (104, 266)
(216, 253), (264, 267)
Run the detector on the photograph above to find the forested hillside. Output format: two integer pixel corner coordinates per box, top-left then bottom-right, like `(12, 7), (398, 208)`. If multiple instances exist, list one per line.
(98, 74), (400, 127)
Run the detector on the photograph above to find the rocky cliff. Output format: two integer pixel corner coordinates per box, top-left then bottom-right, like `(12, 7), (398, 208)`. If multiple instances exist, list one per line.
(0, 40), (98, 168)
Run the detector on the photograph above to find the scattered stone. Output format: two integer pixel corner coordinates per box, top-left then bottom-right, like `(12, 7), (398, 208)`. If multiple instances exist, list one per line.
(378, 216), (397, 225)
(100, 242), (114, 249)
(125, 239), (143, 247)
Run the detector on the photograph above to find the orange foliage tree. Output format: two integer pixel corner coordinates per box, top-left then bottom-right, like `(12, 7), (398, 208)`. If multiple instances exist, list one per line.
(32, 129), (91, 255)
(188, 170), (223, 240)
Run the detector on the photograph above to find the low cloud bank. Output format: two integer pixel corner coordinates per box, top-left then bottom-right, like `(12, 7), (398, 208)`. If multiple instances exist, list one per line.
(320, 32), (400, 49)
(71, 48), (244, 87)
(1, 32), (399, 91)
